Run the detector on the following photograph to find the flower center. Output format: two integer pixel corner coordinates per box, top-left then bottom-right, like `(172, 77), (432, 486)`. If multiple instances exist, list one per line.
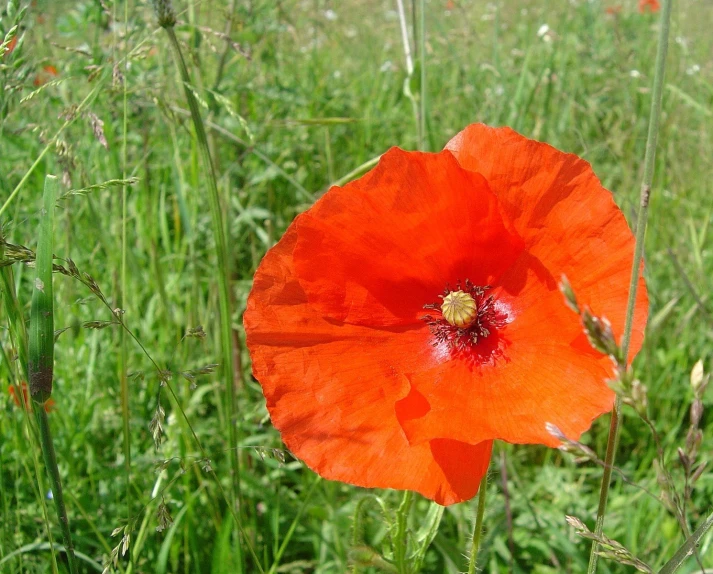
(422, 279), (507, 352)
(441, 290), (477, 328)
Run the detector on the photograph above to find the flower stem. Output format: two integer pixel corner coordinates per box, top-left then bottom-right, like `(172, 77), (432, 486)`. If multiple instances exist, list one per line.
(468, 472), (488, 574)
(34, 407), (79, 574)
(119, 0), (133, 563)
(159, 17), (245, 562)
(418, 0), (427, 150)
(394, 490), (413, 574)
(587, 2), (672, 572)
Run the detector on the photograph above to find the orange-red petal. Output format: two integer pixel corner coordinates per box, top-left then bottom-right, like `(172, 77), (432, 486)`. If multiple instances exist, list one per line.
(446, 124), (647, 363)
(245, 223), (492, 505)
(386, 124), (649, 446)
(396, 251), (614, 446)
(292, 147), (523, 327)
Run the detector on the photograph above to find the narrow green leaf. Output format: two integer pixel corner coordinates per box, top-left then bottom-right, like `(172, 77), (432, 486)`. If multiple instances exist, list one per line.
(29, 175), (57, 401)
(658, 511), (713, 574)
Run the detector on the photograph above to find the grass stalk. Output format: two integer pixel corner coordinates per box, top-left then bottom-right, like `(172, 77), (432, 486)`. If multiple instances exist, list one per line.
(29, 175), (79, 574)
(418, 0), (426, 151)
(659, 509), (713, 574)
(0, 251), (60, 574)
(468, 473), (488, 574)
(154, 4), (244, 559)
(120, 0), (133, 565)
(0, 79), (105, 220)
(587, 2), (673, 572)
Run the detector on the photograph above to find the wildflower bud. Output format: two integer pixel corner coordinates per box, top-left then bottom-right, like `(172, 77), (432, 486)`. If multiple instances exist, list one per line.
(441, 290), (477, 328)
(690, 399), (703, 427)
(348, 546), (396, 570)
(677, 447), (691, 474)
(559, 275), (580, 314)
(690, 359), (708, 396)
(630, 379), (648, 416)
(565, 515), (589, 535)
(607, 376), (626, 396)
(691, 461), (707, 484)
(546, 423), (598, 461)
(151, 0), (176, 28)
(545, 422), (567, 442)
(686, 428), (703, 455)
(582, 309), (620, 361)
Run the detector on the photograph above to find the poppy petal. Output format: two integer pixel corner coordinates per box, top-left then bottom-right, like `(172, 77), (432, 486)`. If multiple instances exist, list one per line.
(245, 224), (492, 505)
(291, 147), (524, 327)
(445, 123), (648, 362)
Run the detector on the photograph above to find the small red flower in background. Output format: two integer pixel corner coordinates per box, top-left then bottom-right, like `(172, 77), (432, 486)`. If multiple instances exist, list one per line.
(33, 65), (59, 87)
(8, 382), (55, 413)
(2, 35), (18, 57)
(244, 124), (648, 505)
(638, 0), (660, 13)
(605, 5), (623, 15)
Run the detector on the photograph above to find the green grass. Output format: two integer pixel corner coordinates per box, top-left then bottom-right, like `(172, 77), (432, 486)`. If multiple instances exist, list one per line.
(1, 0), (712, 572)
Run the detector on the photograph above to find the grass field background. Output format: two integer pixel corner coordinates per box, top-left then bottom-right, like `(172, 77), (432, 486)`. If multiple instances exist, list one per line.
(1, 0), (712, 572)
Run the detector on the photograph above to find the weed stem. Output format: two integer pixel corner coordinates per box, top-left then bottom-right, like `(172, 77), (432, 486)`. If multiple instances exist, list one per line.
(587, 1), (672, 572)
(159, 17), (244, 563)
(468, 472), (488, 574)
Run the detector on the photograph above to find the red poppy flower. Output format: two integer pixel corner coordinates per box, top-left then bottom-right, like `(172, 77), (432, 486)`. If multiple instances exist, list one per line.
(244, 124), (648, 505)
(638, 0), (660, 13)
(2, 35), (18, 57)
(8, 382), (55, 413)
(33, 64), (59, 87)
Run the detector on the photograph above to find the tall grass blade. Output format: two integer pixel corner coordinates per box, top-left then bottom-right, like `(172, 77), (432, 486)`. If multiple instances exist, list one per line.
(29, 175), (79, 574)
(152, 3), (246, 566)
(588, 1), (673, 572)
(658, 510), (713, 574)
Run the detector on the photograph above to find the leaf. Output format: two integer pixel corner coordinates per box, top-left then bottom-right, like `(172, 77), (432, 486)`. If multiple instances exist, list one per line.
(658, 510), (713, 574)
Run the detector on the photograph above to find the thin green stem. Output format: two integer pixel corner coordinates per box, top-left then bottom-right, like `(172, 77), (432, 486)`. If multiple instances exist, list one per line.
(587, 2), (672, 573)
(393, 490), (413, 574)
(659, 509), (713, 574)
(468, 473), (488, 574)
(120, 0), (133, 566)
(34, 408), (78, 573)
(418, 0), (426, 151)
(330, 155), (381, 188)
(0, 258), (60, 574)
(160, 20), (244, 561)
(0, 80), (105, 220)
(211, 0), (238, 93)
(267, 476), (321, 574)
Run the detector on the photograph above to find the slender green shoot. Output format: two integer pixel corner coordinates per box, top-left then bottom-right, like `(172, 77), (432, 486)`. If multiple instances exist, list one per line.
(0, 248), (59, 574)
(120, 0), (133, 564)
(266, 476), (321, 574)
(468, 473), (489, 574)
(330, 155), (382, 188)
(152, 1), (244, 562)
(393, 490), (413, 574)
(29, 175), (79, 574)
(587, 2), (673, 572)
(659, 509), (713, 574)
(418, 0), (426, 150)
(0, 79), (106, 220)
